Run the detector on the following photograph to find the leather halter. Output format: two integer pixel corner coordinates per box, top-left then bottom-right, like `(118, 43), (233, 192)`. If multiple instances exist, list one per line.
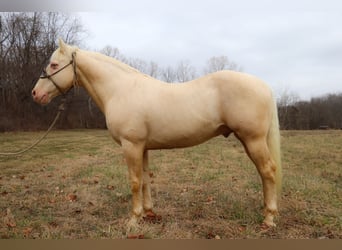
(40, 52), (78, 95)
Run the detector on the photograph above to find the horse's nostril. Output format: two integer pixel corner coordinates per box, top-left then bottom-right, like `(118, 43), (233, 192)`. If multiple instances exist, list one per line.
(32, 90), (36, 97)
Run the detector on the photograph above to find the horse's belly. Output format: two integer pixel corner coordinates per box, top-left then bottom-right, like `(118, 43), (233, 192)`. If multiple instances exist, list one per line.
(146, 123), (229, 150)
(146, 135), (211, 149)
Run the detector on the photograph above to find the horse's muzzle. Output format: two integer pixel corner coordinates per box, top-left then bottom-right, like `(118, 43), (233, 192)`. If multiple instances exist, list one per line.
(32, 88), (49, 105)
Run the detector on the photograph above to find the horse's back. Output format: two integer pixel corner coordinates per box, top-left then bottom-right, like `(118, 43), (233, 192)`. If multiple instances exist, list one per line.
(205, 70), (272, 98)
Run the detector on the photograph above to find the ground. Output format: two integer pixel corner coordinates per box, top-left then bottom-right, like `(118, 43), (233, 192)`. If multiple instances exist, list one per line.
(0, 130), (341, 239)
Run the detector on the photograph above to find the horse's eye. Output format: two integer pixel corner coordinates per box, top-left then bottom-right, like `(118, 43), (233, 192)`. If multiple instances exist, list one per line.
(50, 63), (58, 69)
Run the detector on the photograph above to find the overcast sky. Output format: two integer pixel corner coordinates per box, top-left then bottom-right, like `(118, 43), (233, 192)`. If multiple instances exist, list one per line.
(3, 0), (342, 100)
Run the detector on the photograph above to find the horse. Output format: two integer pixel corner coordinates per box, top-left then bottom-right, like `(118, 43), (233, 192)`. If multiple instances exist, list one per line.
(32, 39), (282, 229)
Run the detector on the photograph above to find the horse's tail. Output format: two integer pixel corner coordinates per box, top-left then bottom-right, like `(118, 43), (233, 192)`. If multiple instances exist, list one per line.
(267, 97), (282, 196)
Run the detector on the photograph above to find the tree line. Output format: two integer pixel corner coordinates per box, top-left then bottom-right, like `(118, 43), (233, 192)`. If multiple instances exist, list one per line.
(278, 92), (342, 130)
(1, 12), (341, 131)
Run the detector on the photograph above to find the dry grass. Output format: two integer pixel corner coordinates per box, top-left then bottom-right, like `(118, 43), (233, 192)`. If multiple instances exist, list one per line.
(0, 129), (341, 239)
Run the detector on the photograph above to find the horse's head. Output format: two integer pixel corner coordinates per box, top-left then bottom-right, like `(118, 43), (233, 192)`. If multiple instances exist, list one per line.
(32, 39), (77, 105)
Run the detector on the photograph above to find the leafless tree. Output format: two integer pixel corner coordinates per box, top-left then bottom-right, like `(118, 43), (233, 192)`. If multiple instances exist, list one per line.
(276, 87), (300, 129)
(100, 45), (122, 59)
(125, 57), (161, 79)
(161, 66), (177, 83)
(203, 55), (242, 74)
(176, 60), (197, 83)
(147, 61), (160, 78)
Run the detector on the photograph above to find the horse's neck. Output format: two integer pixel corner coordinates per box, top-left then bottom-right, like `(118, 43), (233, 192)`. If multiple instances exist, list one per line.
(76, 50), (139, 113)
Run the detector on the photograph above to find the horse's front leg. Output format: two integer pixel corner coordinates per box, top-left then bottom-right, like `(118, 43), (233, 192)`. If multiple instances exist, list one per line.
(142, 150), (153, 214)
(122, 140), (145, 230)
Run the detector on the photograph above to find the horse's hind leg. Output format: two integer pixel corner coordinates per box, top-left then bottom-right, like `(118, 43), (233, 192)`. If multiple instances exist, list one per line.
(239, 136), (278, 227)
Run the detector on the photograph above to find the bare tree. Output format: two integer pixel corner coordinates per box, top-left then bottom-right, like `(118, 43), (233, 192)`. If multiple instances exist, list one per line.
(148, 61), (160, 78)
(100, 45), (122, 59)
(127, 58), (148, 73)
(161, 66), (177, 83)
(176, 60), (197, 83)
(277, 87), (300, 129)
(277, 87), (300, 108)
(41, 12), (86, 47)
(203, 55), (242, 74)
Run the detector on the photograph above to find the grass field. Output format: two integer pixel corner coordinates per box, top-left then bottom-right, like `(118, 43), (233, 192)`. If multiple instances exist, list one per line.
(0, 129), (341, 239)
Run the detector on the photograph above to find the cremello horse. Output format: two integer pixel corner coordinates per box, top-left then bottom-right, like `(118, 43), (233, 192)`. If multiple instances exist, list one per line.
(32, 39), (282, 229)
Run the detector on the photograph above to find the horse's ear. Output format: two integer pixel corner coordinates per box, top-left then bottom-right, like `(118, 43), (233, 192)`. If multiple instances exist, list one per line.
(58, 38), (67, 54)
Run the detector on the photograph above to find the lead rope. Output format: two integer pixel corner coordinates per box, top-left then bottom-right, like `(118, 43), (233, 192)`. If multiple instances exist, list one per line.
(0, 98), (66, 156)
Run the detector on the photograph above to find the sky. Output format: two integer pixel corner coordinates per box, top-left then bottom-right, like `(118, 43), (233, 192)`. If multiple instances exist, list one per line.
(2, 0), (342, 100)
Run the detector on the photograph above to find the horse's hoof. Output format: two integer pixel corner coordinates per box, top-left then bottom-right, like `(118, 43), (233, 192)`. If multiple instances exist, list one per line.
(260, 221), (276, 230)
(127, 234), (145, 239)
(143, 210), (162, 224)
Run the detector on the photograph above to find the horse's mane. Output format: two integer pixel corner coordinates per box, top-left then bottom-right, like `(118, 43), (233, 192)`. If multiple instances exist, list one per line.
(82, 49), (141, 75)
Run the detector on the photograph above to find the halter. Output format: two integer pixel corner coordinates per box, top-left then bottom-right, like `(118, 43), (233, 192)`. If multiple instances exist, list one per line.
(40, 52), (78, 95)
